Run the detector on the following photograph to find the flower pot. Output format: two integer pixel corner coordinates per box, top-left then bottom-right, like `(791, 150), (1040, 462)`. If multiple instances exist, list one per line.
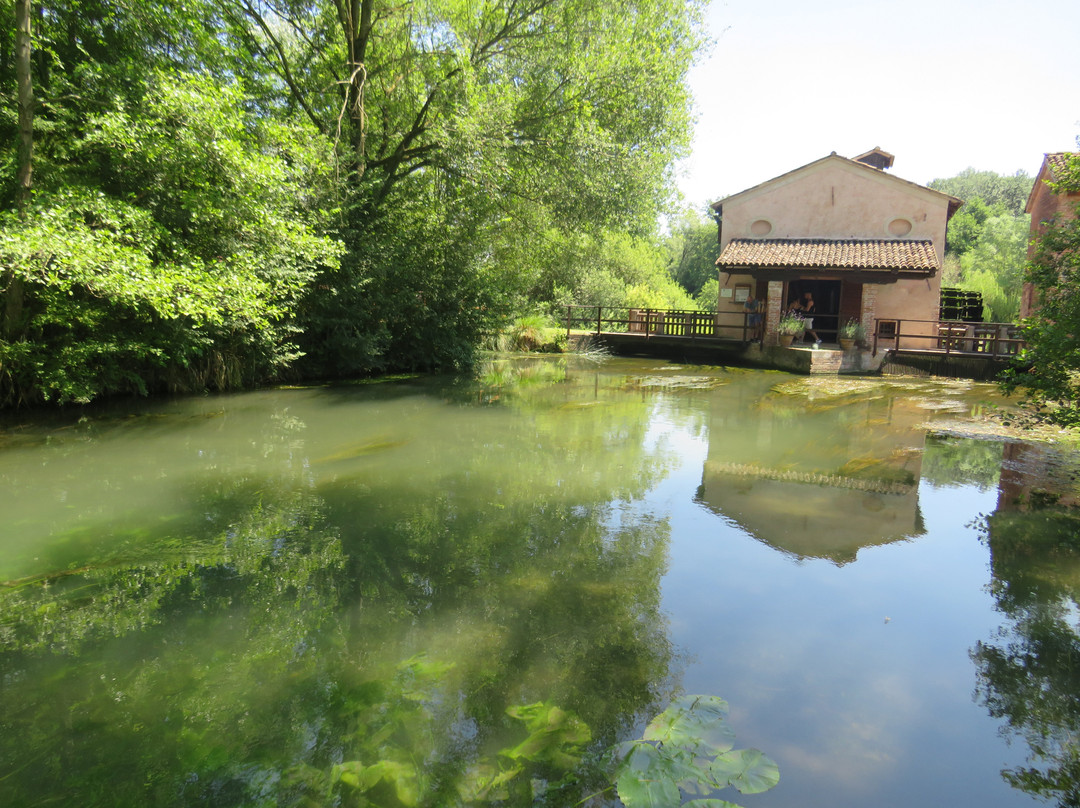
(839, 337), (855, 351)
(778, 334), (795, 347)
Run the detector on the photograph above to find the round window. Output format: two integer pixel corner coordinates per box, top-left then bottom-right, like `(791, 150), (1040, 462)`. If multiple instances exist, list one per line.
(888, 218), (913, 237)
(750, 219), (773, 237)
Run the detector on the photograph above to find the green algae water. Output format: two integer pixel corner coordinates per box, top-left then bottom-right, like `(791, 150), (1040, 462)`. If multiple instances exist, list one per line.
(2, 355), (1080, 808)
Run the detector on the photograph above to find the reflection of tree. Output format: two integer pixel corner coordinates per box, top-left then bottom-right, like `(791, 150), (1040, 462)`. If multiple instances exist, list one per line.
(0, 364), (675, 807)
(972, 505), (1080, 806)
(920, 435), (1003, 490)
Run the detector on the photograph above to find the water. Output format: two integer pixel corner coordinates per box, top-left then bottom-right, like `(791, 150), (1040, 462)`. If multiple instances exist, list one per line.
(1, 355), (1078, 807)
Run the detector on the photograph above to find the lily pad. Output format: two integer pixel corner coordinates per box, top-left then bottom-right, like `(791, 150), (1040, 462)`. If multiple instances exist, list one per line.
(710, 748), (780, 794)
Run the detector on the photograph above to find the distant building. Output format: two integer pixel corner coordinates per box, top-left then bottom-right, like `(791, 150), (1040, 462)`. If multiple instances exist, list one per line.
(1021, 152), (1079, 319)
(712, 148), (962, 348)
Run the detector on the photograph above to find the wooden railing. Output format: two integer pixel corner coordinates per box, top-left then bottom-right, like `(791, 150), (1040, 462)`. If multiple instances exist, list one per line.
(566, 305), (754, 342)
(565, 306), (1026, 358)
(872, 319), (1025, 358)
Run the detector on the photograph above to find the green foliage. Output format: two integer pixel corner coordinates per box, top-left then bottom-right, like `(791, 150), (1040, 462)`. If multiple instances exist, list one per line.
(612, 695), (779, 807)
(838, 319), (867, 341)
(488, 314), (567, 353)
(943, 197), (1005, 257)
(695, 278), (720, 313)
(0, 0), (708, 404)
(957, 214), (1029, 321)
(667, 210), (720, 296)
(929, 168), (1034, 219)
(0, 71), (342, 404)
(930, 169), (1031, 326)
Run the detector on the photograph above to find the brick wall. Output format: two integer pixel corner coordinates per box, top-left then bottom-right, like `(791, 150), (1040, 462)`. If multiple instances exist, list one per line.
(764, 280), (785, 346)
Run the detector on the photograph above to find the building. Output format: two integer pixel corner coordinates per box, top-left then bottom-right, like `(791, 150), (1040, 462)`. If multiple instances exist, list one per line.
(712, 148), (962, 348)
(1021, 152), (1079, 319)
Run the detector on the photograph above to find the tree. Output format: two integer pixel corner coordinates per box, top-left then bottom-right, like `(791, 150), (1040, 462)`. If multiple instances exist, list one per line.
(0, 70), (342, 404)
(0, 0), (707, 404)
(959, 214), (1030, 322)
(930, 169), (1033, 323)
(1000, 151), (1080, 425)
(230, 0), (706, 373)
(941, 196), (1005, 257)
(929, 167), (1034, 218)
(667, 209), (719, 297)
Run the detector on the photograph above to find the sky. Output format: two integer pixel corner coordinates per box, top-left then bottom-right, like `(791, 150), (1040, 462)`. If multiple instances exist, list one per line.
(675, 0), (1080, 209)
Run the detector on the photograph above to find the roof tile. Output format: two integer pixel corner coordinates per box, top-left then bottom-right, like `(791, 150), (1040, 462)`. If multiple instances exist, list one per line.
(717, 238), (939, 272)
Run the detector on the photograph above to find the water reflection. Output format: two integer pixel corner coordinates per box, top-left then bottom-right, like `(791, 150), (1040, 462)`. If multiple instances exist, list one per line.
(973, 442), (1080, 807)
(695, 377), (954, 564)
(0, 365), (677, 807)
(0, 357), (1072, 808)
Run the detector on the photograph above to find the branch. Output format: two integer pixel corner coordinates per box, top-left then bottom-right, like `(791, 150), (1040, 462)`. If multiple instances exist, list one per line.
(231, 0), (327, 135)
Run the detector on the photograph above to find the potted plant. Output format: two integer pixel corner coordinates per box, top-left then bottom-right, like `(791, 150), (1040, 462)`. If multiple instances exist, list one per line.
(777, 312), (805, 347)
(838, 318), (866, 350)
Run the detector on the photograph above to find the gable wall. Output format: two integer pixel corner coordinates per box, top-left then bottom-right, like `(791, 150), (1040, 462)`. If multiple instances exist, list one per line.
(718, 159), (952, 336)
(1021, 159), (1080, 317)
(720, 159), (951, 262)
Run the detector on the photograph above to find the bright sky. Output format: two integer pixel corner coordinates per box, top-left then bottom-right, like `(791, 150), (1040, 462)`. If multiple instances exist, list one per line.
(676, 0), (1080, 209)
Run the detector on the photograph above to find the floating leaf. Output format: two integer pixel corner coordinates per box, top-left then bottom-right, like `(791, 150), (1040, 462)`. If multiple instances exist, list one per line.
(616, 742), (683, 808)
(643, 695), (735, 756)
(710, 748), (780, 794)
(684, 800), (744, 807)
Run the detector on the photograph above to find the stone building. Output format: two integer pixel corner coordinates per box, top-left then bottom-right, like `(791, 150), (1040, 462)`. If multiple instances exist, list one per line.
(1021, 152), (1079, 319)
(712, 148), (962, 348)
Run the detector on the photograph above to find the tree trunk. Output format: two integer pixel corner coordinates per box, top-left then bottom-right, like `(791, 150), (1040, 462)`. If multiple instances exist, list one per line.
(5, 0), (33, 338)
(337, 0), (373, 181)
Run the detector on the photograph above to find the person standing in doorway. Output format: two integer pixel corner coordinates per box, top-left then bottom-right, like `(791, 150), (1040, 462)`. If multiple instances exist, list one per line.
(743, 293), (763, 343)
(802, 292), (821, 346)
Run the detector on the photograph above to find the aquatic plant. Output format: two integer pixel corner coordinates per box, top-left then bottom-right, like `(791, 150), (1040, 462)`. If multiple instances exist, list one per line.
(489, 314), (567, 353)
(604, 694), (780, 807)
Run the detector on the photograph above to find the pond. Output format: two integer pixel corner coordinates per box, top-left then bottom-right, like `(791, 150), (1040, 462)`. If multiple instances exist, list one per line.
(3, 355), (1080, 808)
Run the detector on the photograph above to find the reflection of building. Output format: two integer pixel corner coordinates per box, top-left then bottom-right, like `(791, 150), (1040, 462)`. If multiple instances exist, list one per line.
(696, 379), (927, 564)
(996, 440), (1080, 512)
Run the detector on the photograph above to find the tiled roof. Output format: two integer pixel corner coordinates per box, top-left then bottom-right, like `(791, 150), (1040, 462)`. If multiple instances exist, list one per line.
(717, 239), (939, 272)
(1045, 152), (1078, 181)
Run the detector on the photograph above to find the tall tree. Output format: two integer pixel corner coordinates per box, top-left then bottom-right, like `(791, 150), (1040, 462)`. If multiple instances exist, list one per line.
(0, 2), (343, 404)
(226, 0), (705, 375)
(959, 214), (1030, 322)
(3, 0), (31, 338)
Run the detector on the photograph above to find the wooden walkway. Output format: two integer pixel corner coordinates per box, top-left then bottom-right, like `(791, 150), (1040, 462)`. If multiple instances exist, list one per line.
(565, 306), (1025, 378)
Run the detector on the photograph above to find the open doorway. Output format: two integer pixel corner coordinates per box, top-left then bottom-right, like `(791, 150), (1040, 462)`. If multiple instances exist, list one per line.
(785, 279), (841, 343)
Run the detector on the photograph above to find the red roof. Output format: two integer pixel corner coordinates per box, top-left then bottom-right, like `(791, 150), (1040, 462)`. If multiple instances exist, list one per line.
(717, 238), (939, 273)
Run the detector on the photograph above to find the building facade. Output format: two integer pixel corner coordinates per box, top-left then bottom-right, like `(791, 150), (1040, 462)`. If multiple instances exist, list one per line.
(712, 149), (962, 348)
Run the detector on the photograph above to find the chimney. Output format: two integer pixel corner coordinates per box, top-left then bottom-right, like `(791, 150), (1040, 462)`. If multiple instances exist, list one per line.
(852, 147), (895, 171)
